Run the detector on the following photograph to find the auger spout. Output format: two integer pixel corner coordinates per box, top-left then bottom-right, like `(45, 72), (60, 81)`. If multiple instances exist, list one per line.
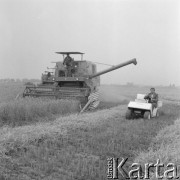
(89, 58), (137, 79)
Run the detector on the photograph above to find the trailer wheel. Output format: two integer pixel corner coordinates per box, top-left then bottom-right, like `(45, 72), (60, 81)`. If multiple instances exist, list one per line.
(126, 109), (133, 120)
(144, 111), (151, 119)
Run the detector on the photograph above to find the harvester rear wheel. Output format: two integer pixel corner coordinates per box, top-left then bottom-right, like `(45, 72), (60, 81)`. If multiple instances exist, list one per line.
(126, 109), (133, 120)
(144, 111), (151, 119)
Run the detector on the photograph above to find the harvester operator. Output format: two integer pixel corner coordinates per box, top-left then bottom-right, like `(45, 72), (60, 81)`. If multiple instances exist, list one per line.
(144, 87), (158, 109)
(63, 54), (74, 77)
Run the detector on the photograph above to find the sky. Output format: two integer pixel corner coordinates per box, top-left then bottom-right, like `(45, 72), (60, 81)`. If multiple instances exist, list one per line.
(0, 0), (179, 86)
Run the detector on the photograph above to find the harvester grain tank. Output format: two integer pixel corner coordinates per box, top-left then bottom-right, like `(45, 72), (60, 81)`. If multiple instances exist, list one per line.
(23, 52), (137, 107)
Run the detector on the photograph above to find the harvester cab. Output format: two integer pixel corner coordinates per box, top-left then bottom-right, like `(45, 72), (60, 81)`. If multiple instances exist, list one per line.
(23, 51), (137, 109)
(54, 52), (100, 91)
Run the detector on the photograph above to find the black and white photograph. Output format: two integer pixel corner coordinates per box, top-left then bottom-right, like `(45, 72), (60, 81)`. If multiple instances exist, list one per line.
(0, 0), (179, 179)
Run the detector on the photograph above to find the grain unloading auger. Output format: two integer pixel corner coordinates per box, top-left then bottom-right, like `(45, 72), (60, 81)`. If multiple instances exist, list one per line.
(23, 52), (137, 108)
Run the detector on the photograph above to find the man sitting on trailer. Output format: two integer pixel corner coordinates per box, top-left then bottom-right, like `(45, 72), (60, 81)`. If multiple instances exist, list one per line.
(144, 87), (158, 109)
(63, 53), (74, 77)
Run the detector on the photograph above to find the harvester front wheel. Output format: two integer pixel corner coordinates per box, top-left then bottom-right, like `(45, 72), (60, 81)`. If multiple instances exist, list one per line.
(144, 111), (151, 119)
(126, 109), (133, 120)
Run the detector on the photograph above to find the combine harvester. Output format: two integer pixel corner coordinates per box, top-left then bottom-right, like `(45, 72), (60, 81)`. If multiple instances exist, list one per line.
(23, 52), (137, 111)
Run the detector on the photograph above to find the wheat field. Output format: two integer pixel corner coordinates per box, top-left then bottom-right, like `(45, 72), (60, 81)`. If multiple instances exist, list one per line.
(0, 82), (179, 179)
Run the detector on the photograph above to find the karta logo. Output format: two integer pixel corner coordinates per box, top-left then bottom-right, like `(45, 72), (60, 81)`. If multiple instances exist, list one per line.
(107, 158), (179, 179)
